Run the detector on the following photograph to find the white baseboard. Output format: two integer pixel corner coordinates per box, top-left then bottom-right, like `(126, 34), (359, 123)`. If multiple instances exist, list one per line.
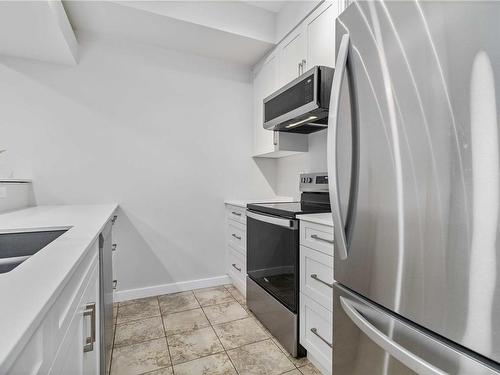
(114, 274), (231, 303)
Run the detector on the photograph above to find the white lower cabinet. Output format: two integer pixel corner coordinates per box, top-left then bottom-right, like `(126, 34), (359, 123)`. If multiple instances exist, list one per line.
(299, 218), (334, 375)
(49, 263), (99, 375)
(225, 203), (247, 296)
(7, 242), (101, 375)
(300, 294), (333, 374)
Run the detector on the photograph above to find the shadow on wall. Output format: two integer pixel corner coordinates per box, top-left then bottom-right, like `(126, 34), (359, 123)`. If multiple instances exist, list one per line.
(252, 157), (278, 195)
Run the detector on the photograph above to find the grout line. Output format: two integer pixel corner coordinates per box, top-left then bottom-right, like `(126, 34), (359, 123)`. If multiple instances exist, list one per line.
(193, 289), (241, 375)
(158, 295), (175, 375)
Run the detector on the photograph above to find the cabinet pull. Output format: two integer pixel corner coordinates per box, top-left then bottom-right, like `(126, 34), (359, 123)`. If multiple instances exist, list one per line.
(231, 211), (242, 217)
(232, 263), (242, 272)
(112, 243), (117, 252)
(83, 303), (96, 352)
(301, 59), (307, 73)
(310, 274), (333, 288)
(298, 62), (303, 76)
(273, 130), (278, 146)
(113, 280), (118, 290)
(232, 234), (242, 240)
(310, 234), (334, 244)
(311, 327), (332, 348)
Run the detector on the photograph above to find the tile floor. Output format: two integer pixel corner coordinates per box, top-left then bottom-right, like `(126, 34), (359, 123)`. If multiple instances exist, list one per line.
(110, 284), (322, 375)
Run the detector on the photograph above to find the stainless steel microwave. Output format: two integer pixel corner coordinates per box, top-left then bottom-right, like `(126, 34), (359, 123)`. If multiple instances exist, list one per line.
(263, 66), (334, 134)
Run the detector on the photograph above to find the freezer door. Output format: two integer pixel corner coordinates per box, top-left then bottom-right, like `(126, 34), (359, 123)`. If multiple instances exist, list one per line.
(329, 0), (500, 363)
(333, 284), (500, 375)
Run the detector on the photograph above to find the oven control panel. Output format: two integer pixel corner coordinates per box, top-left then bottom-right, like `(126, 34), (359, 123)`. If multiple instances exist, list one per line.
(299, 172), (329, 192)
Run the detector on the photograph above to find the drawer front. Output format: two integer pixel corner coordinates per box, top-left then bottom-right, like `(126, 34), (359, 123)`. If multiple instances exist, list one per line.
(227, 246), (246, 296)
(227, 220), (246, 255)
(300, 246), (333, 311)
(300, 293), (332, 375)
(225, 205), (246, 225)
(300, 221), (334, 256)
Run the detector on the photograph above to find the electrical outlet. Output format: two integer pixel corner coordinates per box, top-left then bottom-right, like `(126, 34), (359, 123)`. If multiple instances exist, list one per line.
(0, 186), (7, 199)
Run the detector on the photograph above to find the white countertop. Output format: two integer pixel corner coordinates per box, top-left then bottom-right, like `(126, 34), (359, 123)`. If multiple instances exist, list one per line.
(297, 212), (333, 227)
(0, 204), (118, 371)
(224, 196), (294, 208)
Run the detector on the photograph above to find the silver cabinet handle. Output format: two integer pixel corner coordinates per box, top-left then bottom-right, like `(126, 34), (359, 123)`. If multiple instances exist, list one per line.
(310, 328), (332, 348)
(232, 263), (242, 272)
(113, 280), (117, 290)
(112, 243), (117, 252)
(273, 130), (278, 146)
(298, 62), (302, 76)
(231, 211), (242, 217)
(301, 59), (306, 73)
(340, 297), (446, 375)
(310, 274), (333, 288)
(310, 234), (334, 244)
(83, 303), (96, 352)
(327, 33), (350, 260)
(232, 233), (242, 240)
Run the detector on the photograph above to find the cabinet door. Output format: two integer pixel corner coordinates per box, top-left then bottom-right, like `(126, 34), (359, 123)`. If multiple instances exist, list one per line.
(306, 1), (338, 68)
(253, 51), (279, 156)
(279, 26), (306, 85)
(49, 265), (100, 375)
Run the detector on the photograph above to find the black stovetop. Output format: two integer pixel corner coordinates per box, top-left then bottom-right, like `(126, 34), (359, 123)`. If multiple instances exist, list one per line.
(247, 193), (331, 219)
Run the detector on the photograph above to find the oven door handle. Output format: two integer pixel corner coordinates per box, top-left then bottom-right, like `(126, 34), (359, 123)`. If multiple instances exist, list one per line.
(247, 211), (298, 229)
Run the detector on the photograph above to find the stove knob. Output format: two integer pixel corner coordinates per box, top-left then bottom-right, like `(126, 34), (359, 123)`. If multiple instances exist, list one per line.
(307, 177), (313, 183)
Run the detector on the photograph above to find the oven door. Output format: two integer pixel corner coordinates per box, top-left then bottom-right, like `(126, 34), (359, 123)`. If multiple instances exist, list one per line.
(246, 210), (299, 312)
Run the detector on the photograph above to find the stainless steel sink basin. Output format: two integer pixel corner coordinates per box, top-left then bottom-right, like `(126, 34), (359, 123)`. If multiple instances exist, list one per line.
(0, 230), (67, 273)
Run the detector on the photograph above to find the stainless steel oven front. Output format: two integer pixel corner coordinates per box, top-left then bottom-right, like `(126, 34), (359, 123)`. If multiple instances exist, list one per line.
(246, 210), (304, 357)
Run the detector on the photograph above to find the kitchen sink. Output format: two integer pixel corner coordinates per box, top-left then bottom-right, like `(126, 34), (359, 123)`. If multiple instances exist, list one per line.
(0, 230), (68, 274)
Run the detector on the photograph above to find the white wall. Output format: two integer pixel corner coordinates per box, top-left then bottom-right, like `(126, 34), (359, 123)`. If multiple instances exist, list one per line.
(276, 130), (328, 199)
(0, 33), (278, 295)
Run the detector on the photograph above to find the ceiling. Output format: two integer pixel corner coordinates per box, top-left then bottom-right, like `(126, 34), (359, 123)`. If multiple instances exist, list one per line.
(0, 1), (77, 65)
(0, 1), (306, 67)
(244, 1), (286, 13)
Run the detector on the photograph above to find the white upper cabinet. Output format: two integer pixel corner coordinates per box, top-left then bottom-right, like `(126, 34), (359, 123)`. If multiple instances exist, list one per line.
(253, 50), (308, 158)
(306, 1), (338, 69)
(252, 0), (345, 158)
(279, 27), (307, 86)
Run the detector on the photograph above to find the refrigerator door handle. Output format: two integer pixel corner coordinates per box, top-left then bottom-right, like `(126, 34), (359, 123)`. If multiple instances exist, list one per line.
(327, 34), (350, 260)
(340, 297), (447, 375)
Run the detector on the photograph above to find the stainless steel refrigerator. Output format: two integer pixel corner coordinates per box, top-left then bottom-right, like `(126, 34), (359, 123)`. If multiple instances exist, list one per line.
(328, 2), (500, 374)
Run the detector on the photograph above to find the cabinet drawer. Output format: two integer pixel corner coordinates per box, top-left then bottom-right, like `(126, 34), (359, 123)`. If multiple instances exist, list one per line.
(227, 220), (246, 255)
(300, 293), (332, 375)
(300, 221), (334, 256)
(225, 205), (246, 225)
(300, 246), (333, 311)
(227, 246), (246, 296)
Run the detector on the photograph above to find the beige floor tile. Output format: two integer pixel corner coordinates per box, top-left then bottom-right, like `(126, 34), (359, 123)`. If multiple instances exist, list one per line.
(158, 291), (200, 314)
(167, 326), (224, 364)
(213, 317), (268, 350)
(141, 367), (174, 375)
(111, 338), (170, 375)
(119, 296), (158, 306)
(173, 352), (237, 375)
(298, 363), (323, 375)
(289, 355), (310, 367)
(114, 316), (165, 347)
(193, 286), (235, 306)
(227, 339), (295, 375)
(117, 297), (160, 323)
(163, 308), (210, 336)
(282, 370), (301, 375)
(203, 301), (248, 325)
(225, 285), (246, 303)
